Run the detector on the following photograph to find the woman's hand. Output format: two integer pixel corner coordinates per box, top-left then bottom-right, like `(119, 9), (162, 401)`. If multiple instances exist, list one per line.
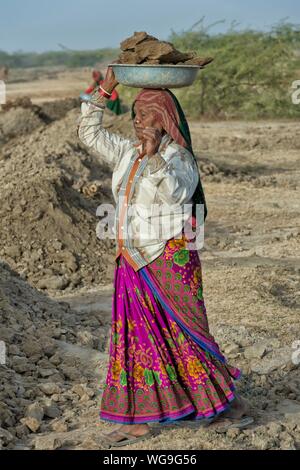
(142, 127), (163, 157)
(101, 60), (120, 94)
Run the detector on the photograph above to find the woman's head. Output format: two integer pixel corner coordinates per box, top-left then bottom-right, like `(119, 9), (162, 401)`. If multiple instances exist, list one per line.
(132, 89), (188, 147)
(133, 101), (165, 141)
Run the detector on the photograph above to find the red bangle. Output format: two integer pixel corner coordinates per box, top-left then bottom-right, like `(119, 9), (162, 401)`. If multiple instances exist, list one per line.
(98, 85), (112, 99)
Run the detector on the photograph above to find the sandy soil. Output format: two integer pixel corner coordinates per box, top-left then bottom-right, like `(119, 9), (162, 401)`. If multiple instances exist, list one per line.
(0, 68), (299, 450)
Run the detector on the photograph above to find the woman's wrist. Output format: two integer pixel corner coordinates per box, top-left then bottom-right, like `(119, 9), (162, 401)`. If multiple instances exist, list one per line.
(101, 81), (118, 94)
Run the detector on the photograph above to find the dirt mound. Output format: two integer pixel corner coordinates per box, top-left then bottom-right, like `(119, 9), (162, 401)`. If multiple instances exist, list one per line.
(40, 97), (80, 121)
(0, 105), (122, 293)
(1, 96), (34, 111)
(118, 31), (214, 66)
(0, 106), (46, 144)
(0, 96), (80, 145)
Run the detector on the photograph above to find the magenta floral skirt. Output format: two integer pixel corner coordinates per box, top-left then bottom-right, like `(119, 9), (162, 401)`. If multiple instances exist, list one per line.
(100, 236), (241, 424)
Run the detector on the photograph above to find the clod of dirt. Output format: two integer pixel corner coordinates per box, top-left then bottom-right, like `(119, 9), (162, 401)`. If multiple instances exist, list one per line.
(118, 31), (214, 66)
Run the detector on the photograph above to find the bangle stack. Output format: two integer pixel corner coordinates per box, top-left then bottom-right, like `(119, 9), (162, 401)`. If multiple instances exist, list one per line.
(98, 85), (112, 99)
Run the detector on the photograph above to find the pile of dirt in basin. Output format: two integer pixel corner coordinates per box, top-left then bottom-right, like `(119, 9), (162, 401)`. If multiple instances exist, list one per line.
(118, 31), (214, 66)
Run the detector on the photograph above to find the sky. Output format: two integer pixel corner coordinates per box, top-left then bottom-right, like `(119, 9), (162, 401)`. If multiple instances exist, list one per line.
(0, 0), (300, 53)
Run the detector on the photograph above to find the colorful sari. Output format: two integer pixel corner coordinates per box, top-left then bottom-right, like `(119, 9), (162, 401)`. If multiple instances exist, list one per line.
(100, 233), (241, 424)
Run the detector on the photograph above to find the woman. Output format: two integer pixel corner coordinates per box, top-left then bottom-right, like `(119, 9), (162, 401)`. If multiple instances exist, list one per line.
(77, 66), (252, 447)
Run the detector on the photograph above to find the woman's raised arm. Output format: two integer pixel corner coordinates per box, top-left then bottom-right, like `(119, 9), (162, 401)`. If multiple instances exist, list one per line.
(77, 100), (132, 169)
(77, 63), (133, 169)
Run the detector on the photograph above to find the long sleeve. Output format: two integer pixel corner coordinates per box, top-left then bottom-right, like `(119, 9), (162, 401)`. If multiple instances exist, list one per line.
(77, 95), (133, 170)
(142, 150), (199, 206)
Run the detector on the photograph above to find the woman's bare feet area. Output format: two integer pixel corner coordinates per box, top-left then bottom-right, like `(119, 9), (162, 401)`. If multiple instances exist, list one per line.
(222, 394), (250, 419)
(117, 423), (150, 436)
(102, 423), (151, 443)
(205, 393), (253, 432)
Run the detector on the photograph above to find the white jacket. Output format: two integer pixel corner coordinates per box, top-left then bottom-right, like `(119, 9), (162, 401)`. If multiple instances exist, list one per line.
(77, 97), (199, 271)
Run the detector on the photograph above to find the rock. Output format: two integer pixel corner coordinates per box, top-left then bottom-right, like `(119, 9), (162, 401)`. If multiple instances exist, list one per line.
(52, 328), (65, 339)
(276, 399), (300, 424)
(70, 273), (82, 288)
(291, 341), (300, 365)
(226, 428), (240, 438)
(38, 368), (57, 378)
(244, 342), (268, 359)
(250, 347), (292, 374)
(11, 356), (30, 373)
(41, 339), (57, 357)
(61, 251), (78, 272)
(285, 422), (298, 432)
(8, 344), (20, 355)
(0, 427), (14, 445)
(49, 353), (62, 366)
(223, 342), (240, 356)
(81, 437), (98, 449)
(20, 416), (41, 433)
(50, 420), (68, 432)
(43, 402), (61, 419)
(71, 384), (86, 398)
(26, 402), (44, 422)
(251, 434), (275, 450)
(37, 358), (52, 369)
(15, 423), (30, 439)
(50, 393), (61, 402)
(60, 365), (80, 380)
(33, 435), (63, 450)
(37, 275), (69, 290)
(279, 432), (297, 450)
(0, 402), (14, 427)
(78, 393), (90, 403)
(38, 382), (61, 396)
(267, 422), (283, 436)
(71, 384), (95, 398)
(76, 330), (97, 348)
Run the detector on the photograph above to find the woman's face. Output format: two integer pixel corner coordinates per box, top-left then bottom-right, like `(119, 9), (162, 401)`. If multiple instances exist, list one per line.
(133, 102), (163, 141)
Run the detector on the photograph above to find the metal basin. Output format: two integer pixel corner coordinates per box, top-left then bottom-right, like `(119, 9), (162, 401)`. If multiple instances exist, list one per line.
(108, 64), (203, 89)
